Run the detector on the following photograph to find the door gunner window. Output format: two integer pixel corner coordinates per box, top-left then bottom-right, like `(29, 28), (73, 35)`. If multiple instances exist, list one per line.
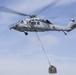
(29, 21), (36, 25)
(31, 21), (36, 25)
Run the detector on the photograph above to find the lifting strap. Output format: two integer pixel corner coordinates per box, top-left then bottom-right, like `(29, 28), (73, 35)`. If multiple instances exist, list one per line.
(36, 32), (57, 74)
(36, 32), (51, 66)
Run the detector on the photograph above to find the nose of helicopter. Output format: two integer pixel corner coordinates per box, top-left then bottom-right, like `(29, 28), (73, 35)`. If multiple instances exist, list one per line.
(9, 24), (18, 30)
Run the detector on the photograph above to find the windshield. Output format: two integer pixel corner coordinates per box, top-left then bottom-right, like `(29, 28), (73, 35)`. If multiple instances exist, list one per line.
(46, 20), (53, 24)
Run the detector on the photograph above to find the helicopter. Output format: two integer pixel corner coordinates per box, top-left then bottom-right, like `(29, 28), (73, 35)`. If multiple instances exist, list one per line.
(9, 16), (76, 35)
(0, 1), (76, 35)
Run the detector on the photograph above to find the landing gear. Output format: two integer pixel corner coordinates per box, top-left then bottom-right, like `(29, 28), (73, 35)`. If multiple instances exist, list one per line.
(24, 32), (28, 35)
(63, 31), (67, 35)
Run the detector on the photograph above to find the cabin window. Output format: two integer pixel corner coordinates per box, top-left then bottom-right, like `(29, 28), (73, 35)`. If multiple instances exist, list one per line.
(29, 21), (36, 25)
(31, 22), (36, 25)
(37, 22), (40, 25)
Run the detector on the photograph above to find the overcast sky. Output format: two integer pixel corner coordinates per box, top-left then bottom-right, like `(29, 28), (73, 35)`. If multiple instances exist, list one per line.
(0, 0), (76, 75)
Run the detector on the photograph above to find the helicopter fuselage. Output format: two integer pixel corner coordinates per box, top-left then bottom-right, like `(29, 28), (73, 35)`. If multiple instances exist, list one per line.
(10, 18), (66, 32)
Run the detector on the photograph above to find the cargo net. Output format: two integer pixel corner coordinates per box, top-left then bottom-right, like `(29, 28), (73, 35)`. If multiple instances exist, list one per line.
(49, 65), (57, 74)
(36, 32), (57, 74)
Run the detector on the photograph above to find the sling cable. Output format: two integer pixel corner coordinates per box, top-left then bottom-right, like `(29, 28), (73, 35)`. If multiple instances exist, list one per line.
(36, 32), (57, 74)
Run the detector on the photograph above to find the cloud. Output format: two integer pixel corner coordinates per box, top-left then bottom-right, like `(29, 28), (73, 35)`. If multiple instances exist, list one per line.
(0, 54), (76, 75)
(29, 34), (59, 44)
(0, 55), (50, 75)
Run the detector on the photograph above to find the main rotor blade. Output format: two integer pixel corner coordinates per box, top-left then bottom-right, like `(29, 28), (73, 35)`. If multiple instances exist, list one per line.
(0, 6), (31, 16)
(36, 0), (60, 15)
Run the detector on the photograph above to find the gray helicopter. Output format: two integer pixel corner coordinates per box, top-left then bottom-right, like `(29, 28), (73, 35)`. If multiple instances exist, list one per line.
(10, 17), (76, 35)
(0, 1), (76, 35)
(9, 17), (76, 35)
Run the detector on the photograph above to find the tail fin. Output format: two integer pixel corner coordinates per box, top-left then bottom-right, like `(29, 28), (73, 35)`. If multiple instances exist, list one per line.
(66, 18), (76, 32)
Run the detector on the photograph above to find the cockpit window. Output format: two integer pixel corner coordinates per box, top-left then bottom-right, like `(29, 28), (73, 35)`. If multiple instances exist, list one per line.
(46, 20), (53, 24)
(37, 22), (40, 25)
(20, 20), (24, 23)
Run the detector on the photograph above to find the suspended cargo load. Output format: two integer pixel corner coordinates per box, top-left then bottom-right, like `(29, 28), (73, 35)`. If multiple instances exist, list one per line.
(36, 32), (57, 74)
(48, 65), (57, 74)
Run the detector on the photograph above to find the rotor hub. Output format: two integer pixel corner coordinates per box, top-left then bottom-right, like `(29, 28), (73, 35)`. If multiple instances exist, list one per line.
(30, 15), (36, 18)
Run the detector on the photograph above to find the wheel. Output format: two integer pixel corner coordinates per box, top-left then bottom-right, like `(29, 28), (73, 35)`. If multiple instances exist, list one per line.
(63, 31), (67, 35)
(64, 32), (67, 35)
(24, 32), (28, 35)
